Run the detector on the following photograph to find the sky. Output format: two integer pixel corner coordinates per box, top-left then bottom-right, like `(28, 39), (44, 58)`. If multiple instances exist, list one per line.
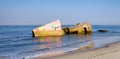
(0, 0), (120, 25)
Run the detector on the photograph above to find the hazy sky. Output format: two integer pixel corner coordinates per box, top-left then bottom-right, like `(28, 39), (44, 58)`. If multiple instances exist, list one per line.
(0, 0), (120, 25)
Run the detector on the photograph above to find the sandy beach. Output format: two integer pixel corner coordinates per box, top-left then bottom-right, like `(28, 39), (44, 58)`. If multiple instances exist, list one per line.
(35, 42), (120, 59)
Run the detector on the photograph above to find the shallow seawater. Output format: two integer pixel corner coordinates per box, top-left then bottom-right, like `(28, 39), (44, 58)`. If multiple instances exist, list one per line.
(0, 25), (120, 59)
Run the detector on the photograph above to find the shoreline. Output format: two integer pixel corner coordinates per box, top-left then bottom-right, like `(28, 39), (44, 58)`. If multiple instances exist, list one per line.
(34, 41), (120, 59)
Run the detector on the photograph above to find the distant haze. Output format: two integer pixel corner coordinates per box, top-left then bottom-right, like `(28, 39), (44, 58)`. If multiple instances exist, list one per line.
(0, 0), (120, 25)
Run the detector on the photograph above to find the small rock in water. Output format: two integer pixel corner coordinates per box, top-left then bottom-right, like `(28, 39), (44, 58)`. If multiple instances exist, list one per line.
(105, 45), (109, 47)
(97, 30), (109, 32)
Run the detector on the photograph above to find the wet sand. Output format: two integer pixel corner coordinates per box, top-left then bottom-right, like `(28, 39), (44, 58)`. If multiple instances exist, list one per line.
(37, 42), (120, 59)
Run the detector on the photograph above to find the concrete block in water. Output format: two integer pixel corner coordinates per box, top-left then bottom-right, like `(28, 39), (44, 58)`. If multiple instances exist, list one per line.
(32, 19), (93, 37)
(32, 30), (65, 37)
(32, 20), (65, 37)
(63, 22), (93, 34)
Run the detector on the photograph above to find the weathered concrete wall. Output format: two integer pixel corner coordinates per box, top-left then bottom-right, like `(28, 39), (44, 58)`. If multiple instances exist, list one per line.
(32, 30), (65, 37)
(82, 22), (93, 34)
(63, 22), (93, 34)
(32, 20), (65, 37)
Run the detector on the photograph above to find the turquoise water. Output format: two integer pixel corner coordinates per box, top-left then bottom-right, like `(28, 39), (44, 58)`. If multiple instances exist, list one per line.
(0, 25), (120, 59)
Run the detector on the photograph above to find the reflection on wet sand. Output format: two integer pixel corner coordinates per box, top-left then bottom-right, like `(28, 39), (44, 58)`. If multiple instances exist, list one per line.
(33, 35), (94, 59)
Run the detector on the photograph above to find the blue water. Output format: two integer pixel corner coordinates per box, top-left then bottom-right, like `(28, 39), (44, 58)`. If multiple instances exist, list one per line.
(0, 25), (120, 59)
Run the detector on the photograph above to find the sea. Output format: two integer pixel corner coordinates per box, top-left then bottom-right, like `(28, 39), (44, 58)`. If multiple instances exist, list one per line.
(0, 25), (120, 59)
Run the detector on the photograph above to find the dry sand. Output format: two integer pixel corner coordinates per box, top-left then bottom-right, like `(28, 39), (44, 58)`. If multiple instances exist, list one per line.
(35, 42), (120, 59)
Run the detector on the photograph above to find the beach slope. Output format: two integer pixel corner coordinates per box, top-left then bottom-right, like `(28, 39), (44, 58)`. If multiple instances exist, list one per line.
(47, 42), (120, 59)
